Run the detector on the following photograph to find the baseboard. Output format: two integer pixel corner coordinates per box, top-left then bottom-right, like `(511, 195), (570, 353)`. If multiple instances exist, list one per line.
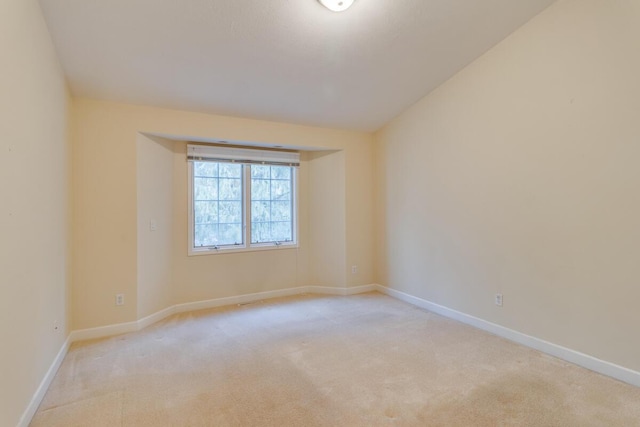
(69, 319), (138, 342)
(307, 284), (378, 296)
(138, 305), (177, 330)
(18, 336), (71, 427)
(174, 284), (378, 312)
(69, 284), (378, 343)
(375, 284), (640, 388)
(174, 286), (309, 314)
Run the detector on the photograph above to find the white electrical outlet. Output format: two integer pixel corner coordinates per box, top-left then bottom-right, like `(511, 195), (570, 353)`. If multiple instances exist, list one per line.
(351, 265), (358, 274)
(116, 293), (125, 306)
(53, 320), (60, 333)
(495, 293), (503, 307)
(149, 220), (157, 231)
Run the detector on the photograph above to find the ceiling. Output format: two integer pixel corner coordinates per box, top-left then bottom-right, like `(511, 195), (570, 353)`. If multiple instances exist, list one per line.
(38, 0), (555, 132)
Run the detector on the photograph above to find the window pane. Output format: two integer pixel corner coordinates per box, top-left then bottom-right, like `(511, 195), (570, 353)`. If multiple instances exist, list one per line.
(271, 166), (290, 180)
(194, 224), (217, 247)
(251, 165), (270, 179)
(271, 221), (292, 242)
(271, 201), (291, 221)
(194, 162), (218, 177)
(219, 201), (242, 224)
(219, 224), (242, 245)
(219, 163), (242, 178)
(251, 221), (269, 244)
(251, 201), (270, 222)
(219, 178), (241, 200)
(271, 180), (290, 201)
(194, 201), (218, 224)
(250, 166), (294, 244)
(194, 177), (218, 201)
(192, 161), (243, 247)
(251, 179), (270, 201)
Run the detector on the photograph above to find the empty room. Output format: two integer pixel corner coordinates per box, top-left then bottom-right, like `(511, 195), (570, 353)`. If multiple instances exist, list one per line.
(2, 0), (640, 425)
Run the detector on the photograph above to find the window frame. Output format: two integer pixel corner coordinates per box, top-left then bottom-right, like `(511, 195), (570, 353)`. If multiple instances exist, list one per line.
(188, 160), (298, 256)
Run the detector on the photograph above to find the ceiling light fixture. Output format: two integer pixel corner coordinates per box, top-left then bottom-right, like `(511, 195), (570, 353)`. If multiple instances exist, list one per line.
(318, 0), (355, 12)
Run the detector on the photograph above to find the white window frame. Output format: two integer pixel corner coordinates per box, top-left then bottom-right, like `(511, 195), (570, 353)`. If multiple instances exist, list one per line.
(187, 146), (299, 256)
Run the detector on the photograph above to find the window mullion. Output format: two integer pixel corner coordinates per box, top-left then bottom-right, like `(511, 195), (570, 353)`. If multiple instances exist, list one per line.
(292, 168), (296, 243)
(216, 170), (220, 245)
(244, 164), (251, 247)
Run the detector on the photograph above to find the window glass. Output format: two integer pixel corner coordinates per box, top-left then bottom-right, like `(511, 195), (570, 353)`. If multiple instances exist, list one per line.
(193, 162), (243, 247)
(250, 165), (293, 244)
(191, 161), (295, 252)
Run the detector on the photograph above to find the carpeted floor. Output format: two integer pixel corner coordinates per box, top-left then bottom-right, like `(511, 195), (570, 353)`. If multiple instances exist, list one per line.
(32, 292), (640, 426)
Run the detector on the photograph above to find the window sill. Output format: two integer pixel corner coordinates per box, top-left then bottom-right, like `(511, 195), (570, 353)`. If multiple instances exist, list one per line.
(188, 243), (298, 257)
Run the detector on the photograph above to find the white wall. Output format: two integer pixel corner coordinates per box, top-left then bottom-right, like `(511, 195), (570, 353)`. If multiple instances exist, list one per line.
(375, 0), (640, 372)
(72, 98), (374, 330)
(0, 0), (71, 425)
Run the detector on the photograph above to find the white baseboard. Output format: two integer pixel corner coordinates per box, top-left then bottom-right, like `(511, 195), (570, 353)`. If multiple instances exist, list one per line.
(307, 284), (378, 296)
(138, 305), (177, 330)
(174, 286), (309, 314)
(68, 284), (378, 343)
(375, 284), (640, 388)
(18, 336), (71, 427)
(69, 320), (138, 343)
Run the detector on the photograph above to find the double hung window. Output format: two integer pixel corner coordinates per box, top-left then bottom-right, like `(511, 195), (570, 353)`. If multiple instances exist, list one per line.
(188, 144), (298, 254)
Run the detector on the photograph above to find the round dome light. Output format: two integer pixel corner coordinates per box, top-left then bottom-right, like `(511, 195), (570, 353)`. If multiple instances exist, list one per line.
(317, 0), (356, 12)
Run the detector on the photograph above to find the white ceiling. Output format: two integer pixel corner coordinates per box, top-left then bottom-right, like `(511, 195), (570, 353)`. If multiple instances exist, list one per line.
(38, 0), (555, 131)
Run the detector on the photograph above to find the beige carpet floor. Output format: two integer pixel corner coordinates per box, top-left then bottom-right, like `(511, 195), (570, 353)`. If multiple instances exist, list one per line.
(32, 292), (640, 426)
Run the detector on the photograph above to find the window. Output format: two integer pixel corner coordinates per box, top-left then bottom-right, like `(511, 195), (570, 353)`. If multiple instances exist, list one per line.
(188, 144), (298, 254)
(250, 165), (294, 244)
(193, 162), (244, 247)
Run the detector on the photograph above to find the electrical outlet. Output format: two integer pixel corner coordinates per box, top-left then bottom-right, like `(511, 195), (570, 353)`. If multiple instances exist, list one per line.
(149, 220), (157, 231)
(116, 293), (125, 306)
(351, 265), (358, 274)
(495, 293), (503, 307)
(53, 320), (60, 333)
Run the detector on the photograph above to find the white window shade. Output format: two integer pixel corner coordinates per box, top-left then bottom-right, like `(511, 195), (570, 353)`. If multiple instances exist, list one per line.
(188, 144), (300, 167)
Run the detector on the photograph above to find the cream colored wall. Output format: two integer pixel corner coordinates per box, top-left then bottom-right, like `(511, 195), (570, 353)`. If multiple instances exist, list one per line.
(72, 101), (138, 328)
(308, 151), (347, 287)
(137, 135), (174, 318)
(72, 98), (374, 330)
(0, 0), (70, 425)
(170, 141), (310, 304)
(375, 0), (640, 372)
(345, 144), (375, 286)
(141, 140), (360, 306)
